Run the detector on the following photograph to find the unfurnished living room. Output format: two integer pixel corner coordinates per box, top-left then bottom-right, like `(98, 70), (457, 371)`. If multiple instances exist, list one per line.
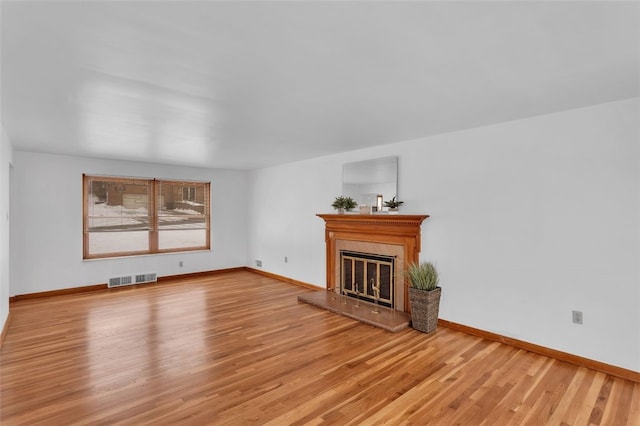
(0, 1), (639, 424)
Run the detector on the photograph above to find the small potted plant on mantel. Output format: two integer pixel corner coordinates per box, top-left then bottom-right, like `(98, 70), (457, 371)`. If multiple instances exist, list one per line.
(331, 196), (358, 214)
(406, 262), (441, 333)
(384, 196), (404, 213)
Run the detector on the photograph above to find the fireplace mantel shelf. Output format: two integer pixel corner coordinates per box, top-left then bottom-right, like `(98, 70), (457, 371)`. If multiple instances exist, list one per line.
(316, 213), (428, 226)
(316, 214), (429, 240)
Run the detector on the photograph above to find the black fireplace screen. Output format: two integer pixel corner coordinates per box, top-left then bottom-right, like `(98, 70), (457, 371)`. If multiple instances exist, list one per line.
(340, 250), (395, 308)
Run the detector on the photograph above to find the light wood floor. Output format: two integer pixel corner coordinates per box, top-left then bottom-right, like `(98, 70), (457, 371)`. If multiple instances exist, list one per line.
(1, 271), (638, 425)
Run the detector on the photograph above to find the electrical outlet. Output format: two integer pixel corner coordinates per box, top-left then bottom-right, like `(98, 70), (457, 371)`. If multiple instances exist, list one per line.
(284, 256), (288, 263)
(256, 260), (262, 267)
(179, 261), (183, 267)
(572, 310), (583, 325)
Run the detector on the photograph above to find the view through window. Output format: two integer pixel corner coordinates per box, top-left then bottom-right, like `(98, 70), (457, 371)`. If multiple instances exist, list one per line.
(83, 175), (210, 259)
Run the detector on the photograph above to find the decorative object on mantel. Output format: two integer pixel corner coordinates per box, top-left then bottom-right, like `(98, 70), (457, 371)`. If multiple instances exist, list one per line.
(331, 196), (357, 214)
(384, 196), (404, 213)
(406, 261), (441, 333)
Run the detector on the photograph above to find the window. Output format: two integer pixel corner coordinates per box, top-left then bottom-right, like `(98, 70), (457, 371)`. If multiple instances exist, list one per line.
(182, 186), (196, 202)
(83, 175), (210, 259)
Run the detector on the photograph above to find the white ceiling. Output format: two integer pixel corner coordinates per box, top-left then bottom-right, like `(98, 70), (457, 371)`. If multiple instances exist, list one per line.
(1, 1), (639, 170)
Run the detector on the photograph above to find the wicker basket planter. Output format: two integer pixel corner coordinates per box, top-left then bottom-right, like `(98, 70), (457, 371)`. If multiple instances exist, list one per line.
(408, 286), (441, 333)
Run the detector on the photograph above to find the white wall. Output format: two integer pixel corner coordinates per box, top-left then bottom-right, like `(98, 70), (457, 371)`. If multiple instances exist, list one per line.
(11, 151), (249, 295)
(248, 155), (340, 282)
(248, 98), (640, 372)
(1, 124), (14, 335)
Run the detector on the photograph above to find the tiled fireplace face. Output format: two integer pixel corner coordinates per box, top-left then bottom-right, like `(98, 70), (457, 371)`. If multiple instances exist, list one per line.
(334, 240), (406, 311)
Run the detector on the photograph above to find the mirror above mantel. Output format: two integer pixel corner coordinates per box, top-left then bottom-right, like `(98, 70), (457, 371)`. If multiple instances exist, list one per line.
(342, 156), (398, 211)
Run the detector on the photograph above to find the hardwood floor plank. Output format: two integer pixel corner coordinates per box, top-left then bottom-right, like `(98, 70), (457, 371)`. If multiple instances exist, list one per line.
(601, 378), (635, 425)
(543, 366), (590, 425)
(588, 375), (615, 425)
(1, 270), (638, 425)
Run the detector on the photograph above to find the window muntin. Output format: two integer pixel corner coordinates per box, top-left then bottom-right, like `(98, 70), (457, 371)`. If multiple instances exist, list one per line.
(83, 175), (210, 259)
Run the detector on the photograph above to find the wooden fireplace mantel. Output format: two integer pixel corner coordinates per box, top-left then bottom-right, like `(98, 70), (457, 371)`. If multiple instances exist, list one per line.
(317, 213), (429, 312)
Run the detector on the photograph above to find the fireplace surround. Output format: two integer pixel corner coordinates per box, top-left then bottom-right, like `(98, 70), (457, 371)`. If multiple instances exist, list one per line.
(317, 214), (429, 312)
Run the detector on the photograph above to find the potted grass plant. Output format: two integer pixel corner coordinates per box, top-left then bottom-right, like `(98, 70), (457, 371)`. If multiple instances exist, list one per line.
(406, 262), (441, 333)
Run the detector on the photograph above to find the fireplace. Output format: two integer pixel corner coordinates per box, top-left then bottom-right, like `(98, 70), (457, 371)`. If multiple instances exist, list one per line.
(317, 214), (429, 312)
(340, 250), (395, 308)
